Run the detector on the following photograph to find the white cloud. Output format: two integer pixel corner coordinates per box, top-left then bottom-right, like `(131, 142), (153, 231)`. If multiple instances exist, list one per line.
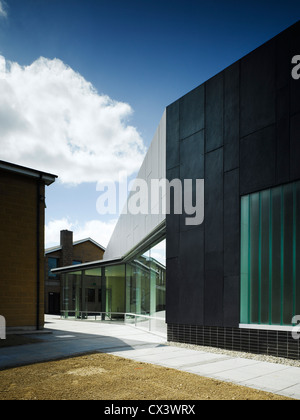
(0, 1), (7, 18)
(0, 56), (146, 184)
(150, 239), (166, 265)
(45, 218), (73, 247)
(45, 217), (117, 249)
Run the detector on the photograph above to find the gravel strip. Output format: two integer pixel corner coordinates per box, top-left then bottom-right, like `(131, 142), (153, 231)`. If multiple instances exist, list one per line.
(166, 341), (300, 368)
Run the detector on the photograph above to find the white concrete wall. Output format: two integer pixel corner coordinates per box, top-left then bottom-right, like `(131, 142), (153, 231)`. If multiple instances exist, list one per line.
(104, 110), (166, 260)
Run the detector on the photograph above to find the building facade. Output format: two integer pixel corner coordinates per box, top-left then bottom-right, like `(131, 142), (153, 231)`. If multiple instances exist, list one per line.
(45, 230), (105, 314)
(54, 21), (300, 358)
(0, 160), (56, 330)
(166, 21), (300, 359)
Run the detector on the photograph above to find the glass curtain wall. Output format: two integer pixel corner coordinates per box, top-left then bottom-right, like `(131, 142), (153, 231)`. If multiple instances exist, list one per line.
(61, 239), (166, 320)
(84, 268), (102, 315)
(105, 265), (126, 317)
(61, 270), (82, 318)
(126, 240), (166, 318)
(241, 181), (300, 326)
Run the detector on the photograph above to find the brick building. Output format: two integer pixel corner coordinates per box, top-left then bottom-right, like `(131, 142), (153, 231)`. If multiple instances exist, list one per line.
(0, 160), (57, 330)
(45, 230), (105, 314)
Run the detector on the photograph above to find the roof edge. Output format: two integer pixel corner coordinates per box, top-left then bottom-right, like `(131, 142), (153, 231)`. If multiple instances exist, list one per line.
(51, 220), (166, 274)
(0, 160), (57, 186)
(51, 257), (123, 274)
(45, 237), (106, 254)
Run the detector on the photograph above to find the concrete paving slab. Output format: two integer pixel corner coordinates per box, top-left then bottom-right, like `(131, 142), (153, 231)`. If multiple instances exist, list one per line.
(1, 316), (300, 399)
(211, 363), (289, 383)
(242, 367), (300, 393)
(109, 345), (183, 358)
(185, 358), (262, 376)
(131, 348), (207, 361)
(159, 353), (231, 367)
(141, 355), (227, 370)
(280, 383), (300, 399)
(197, 363), (275, 383)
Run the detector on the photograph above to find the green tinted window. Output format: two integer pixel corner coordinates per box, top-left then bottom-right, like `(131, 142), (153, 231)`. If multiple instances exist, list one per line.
(241, 181), (300, 326)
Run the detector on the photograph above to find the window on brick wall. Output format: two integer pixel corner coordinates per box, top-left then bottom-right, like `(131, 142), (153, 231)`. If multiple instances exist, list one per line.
(48, 257), (59, 278)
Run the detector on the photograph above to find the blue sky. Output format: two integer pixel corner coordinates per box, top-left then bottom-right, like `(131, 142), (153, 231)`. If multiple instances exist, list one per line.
(0, 0), (299, 248)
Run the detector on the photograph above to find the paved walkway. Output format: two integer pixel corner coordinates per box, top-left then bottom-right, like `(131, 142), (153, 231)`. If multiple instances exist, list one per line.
(1, 315), (300, 400)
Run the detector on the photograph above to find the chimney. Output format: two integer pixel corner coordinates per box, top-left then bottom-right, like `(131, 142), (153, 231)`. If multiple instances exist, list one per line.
(60, 230), (73, 267)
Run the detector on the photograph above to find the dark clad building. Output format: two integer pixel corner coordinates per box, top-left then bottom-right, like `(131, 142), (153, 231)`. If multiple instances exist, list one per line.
(52, 21), (300, 360)
(166, 21), (300, 359)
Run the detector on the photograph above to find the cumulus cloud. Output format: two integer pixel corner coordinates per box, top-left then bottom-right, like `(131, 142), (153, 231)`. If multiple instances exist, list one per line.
(0, 1), (7, 18)
(45, 217), (117, 249)
(150, 239), (166, 265)
(0, 55), (146, 184)
(45, 218), (73, 246)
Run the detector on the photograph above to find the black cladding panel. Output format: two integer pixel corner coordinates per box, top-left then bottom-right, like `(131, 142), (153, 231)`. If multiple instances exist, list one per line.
(166, 21), (300, 329)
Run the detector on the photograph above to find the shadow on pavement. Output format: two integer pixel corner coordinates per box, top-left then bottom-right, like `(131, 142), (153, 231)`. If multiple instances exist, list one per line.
(0, 322), (165, 371)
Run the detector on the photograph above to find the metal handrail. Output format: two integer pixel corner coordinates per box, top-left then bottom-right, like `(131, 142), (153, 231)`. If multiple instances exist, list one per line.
(125, 312), (165, 321)
(60, 310), (166, 334)
(61, 310), (165, 321)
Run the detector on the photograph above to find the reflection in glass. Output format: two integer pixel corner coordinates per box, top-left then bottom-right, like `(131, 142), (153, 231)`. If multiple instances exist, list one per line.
(126, 240), (166, 318)
(61, 239), (166, 322)
(105, 265), (125, 316)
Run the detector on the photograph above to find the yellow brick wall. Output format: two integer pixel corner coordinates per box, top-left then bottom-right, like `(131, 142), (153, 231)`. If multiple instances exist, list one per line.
(73, 241), (105, 263)
(0, 170), (45, 329)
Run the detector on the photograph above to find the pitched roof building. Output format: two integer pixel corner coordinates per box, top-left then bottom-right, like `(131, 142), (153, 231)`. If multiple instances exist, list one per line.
(45, 230), (105, 314)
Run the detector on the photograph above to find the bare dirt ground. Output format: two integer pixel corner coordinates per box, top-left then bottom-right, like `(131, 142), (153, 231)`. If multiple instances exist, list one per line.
(0, 352), (293, 400)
